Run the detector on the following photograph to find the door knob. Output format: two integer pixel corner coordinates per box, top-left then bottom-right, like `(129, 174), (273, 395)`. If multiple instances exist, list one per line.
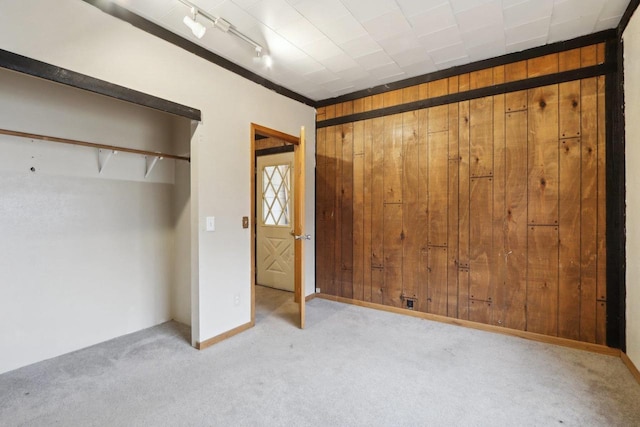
(294, 234), (312, 240)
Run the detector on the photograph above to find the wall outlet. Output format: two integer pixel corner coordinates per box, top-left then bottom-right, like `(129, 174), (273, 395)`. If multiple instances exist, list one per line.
(234, 294), (240, 306)
(315, 287), (321, 293)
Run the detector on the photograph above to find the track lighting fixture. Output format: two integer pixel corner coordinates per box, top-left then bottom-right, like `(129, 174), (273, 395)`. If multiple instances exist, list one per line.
(183, 8), (206, 39)
(177, 0), (268, 65)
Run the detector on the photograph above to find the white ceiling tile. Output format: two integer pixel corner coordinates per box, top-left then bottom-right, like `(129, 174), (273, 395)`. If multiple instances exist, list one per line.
(433, 54), (470, 69)
(206, 1), (258, 31)
(285, 56), (325, 74)
(341, 0), (399, 22)
(502, 0), (528, 8)
(506, 34), (548, 53)
(408, 3), (457, 38)
(548, 14), (599, 43)
(361, 10), (413, 41)
(503, 0), (553, 29)
(367, 62), (405, 80)
(449, 0), (496, 14)
(320, 14), (368, 45)
(391, 47), (432, 67)
(336, 66), (371, 82)
(401, 59), (438, 78)
(550, 0), (604, 25)
(320, 53), (361, 73)
(322, 79), (355, 92)
(417, 26), (464, 51)
(460, 24), (505, 49)
(377, 33), (422, 55)
(303, 68), (340, 84)
(505, 16), (549, 46)
(300, 37), (344, 60)
(292, 0), (350, 26)
(114, 0), (177, 20)
(395, 0), (449, 17)
(246, 0), (303, 31)
(467, 42), (506, 62)
(595, 15), (622, 31)
(277, 18), (325, 45)
(599, 0), (629, 19)
(354, 49), (395, 69)
(231, 0), (261, 9)
(339, 35), (382, 58)
(428, 41), (468, 64)
(455, 0), (503, 34)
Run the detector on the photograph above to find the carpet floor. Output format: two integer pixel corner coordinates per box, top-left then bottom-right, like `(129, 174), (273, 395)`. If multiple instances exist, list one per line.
(1, 285), (639, 426)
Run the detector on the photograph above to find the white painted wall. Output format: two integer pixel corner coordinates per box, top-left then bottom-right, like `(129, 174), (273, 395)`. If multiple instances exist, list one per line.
(0, 0), (316, 360)
(0, 67), (190, 374)
(624, 8), (640, 369)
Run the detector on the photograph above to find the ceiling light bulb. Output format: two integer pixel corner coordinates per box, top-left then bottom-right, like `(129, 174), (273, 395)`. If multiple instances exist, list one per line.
(183, 14), (206, 39)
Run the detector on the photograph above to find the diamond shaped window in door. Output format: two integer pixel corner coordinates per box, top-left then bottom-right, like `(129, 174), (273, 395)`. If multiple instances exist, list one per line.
(262, 163), (291, 226)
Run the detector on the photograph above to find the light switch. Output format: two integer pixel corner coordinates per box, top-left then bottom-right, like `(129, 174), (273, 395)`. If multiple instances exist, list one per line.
(242, 216), (249, 229)
(206, 216), (215, 232)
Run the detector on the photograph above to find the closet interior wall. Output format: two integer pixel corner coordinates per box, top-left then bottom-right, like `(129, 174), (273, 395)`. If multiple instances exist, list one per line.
(316, 43), (608, 344)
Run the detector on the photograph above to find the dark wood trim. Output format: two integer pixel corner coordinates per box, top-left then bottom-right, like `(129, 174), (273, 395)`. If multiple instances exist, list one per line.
(316, 29), (616, 107)
(0, 49), (201, 121)
(318, 63), (613, 128)
(255, 145), (294, 157)
(82, 0), (315, 107)
(605, 37), (626, 350)
(618, 0), (640, 36)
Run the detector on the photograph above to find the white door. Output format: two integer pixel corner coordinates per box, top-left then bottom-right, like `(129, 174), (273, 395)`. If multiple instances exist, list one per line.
(257, 151), (294, 291)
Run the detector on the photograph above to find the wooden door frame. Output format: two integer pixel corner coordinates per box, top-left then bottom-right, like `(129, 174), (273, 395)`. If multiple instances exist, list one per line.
(250, 123), (305, 328)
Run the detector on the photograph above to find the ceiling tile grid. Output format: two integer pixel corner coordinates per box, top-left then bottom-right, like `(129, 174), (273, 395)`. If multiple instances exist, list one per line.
(111, 0), (630, 101)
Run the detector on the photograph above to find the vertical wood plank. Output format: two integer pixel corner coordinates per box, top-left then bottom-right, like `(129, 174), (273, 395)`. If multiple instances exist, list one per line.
(334, 125), (343, 296)
(325, 105), (336, 120)
(470, 96), (494, 177)
(559, 81), (581, 139)
(505, 60), (527, 83)
(581, 45), (597, 67)
(447, 103), (460, 317)
(470, 68), (493, 90)
(363, 119), (373, 302)
(428, 130), (448, 247)
(417, 109), (430, 313)
(491, 93), (506, 326)
(458, 100), (471, 319)
(469, 177), (493, 303)
(527, 53), (559, 78)
(384, 90), (403, 107)
(558, 137), (582, 340)
(596, 75), (607, 339)
(581, 77), (598, 343)
(402, 108), (420, 302)
(559, 48), (581, 72)
(371, 118), (385, 270)
(503, 111), (528, 330)
(383, 203), (403, 307)
(352, 121), (365, 301)
(469, 300), (492, 325)
(527, 225), (559, 336)
(428, 79), (449, 133)
(372, 267), (384, 304)
(353, 98), (364, 114)
(596, 301), (607, 345)
(341, 124), (354, 298)
(428, 247), (448, 316)
(315, 127), (328, 294)
(528, 85), (559, 226)
(384, 114), (403, 203)
(324, 125), (337, 295)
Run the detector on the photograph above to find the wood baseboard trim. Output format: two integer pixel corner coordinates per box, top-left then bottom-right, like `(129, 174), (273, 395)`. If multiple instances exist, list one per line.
(305, 293), (318, 302)
(196, 321), (253, 350)
(316, 294), (620, 357)
(621, 352), (640, 384)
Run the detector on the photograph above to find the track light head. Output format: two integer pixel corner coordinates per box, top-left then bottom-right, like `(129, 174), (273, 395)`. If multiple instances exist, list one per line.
(183, 8), (206, 39)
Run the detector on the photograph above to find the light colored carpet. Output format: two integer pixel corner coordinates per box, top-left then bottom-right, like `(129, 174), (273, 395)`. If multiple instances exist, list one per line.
(1, 285), (639, 426)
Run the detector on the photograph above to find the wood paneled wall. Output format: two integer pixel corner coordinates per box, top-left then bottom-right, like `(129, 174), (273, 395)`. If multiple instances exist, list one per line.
(315, 44), (607, 344)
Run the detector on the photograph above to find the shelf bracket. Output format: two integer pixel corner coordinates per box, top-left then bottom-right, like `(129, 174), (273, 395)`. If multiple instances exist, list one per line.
(98, 149), (117, 174)
(145, 155), (162, 178)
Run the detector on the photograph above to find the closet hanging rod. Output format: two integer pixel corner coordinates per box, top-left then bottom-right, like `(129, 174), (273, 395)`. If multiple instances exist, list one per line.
(0, 128), (190, 162)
